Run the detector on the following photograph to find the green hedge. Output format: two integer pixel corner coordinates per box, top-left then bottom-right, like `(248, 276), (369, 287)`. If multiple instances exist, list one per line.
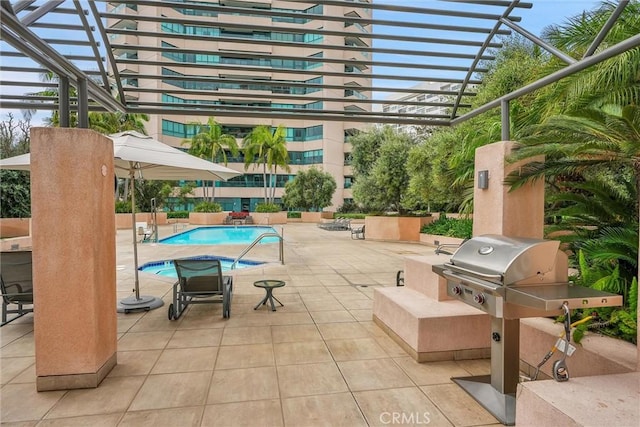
(334, 213), (366, 219)
(255, 202), (280, 213)
(193, 202), (222, 213)
(287, 211), (302, 219)
(421, 215), (472, 239)
(167, 211), (189, 219)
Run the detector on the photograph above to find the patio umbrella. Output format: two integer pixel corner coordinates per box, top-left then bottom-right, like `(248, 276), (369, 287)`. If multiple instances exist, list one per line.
(0, 130), (241, 313)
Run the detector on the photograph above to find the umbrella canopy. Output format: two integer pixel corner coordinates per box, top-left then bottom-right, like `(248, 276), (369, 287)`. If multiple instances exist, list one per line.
(0, 131), (241, 182)
(111, 131), (239, 181)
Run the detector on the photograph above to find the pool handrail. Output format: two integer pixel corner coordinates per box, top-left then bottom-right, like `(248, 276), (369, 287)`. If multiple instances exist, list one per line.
(231, 231), (284, 270)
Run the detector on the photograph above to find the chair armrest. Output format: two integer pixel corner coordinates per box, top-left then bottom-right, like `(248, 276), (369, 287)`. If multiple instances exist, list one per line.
(3, 282), (25, 294)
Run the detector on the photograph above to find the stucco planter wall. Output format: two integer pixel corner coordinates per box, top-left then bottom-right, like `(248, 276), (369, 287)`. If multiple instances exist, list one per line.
(300, 212), (331, 223)
(250, 211), (287, 225)
(115, 212), (168, 229)
(0, 218), (31, 238)
(189, 212), (227, 225)
(364, 216), (435, 242)
(419, 234), (466, 247)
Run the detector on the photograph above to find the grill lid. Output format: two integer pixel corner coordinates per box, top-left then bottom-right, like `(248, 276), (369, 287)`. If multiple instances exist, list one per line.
(448, 234), (560, 285)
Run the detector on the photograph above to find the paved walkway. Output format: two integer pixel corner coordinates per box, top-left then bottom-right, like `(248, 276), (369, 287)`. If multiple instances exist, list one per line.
(1, 223), (498, 426)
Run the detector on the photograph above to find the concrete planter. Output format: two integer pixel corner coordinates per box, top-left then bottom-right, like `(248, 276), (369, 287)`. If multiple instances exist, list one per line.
(189, 212), (227, 225)
(300, 212), (334, 223)
(364, 215), (435, 242)
(0, 218), (31, 238)
(251, 211), (287, 225)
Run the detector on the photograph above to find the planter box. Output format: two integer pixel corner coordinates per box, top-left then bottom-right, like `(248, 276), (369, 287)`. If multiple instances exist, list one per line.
(300, 212), (332, 223)
(0, 218), (31, 238)
(115, 212), (168, 229)
(419, 234), (465, 247)
(189, 212), (227, 225)
(250, 211), (287, 225)
(364, 216), (435, 242)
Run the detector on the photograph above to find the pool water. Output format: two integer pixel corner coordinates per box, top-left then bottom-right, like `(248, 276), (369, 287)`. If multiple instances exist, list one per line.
(139, 255), (263, 278)
(160, 226), (279, 245)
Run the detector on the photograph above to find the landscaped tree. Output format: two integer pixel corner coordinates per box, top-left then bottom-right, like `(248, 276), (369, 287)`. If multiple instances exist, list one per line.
(282, 167), (336, 211)
(242, 124), (288, 204)
(350, 126), (417, 213)
(0, 114), (31, 218)
(183, 117), (239, 202)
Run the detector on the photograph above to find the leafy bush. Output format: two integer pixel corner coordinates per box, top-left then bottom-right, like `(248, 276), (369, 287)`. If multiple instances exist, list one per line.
(287, 211), (302, 219)
(193, 202), (222, 213)
(115, 201), (132, 213)
(421, 215), (472, 239)
(255, 202), (280, 213)
(167, 210), (189, 219)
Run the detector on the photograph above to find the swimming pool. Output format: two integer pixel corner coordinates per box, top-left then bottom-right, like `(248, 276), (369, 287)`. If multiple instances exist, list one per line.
(139, 255), (263, 278)
(160, 226), (279, 245)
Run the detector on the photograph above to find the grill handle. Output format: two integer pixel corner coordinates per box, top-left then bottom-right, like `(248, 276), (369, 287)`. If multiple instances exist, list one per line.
(444, 263), (503, 281)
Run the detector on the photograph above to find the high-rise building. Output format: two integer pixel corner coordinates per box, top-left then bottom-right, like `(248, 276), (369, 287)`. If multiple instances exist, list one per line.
(107, 1), (372, 211)
(382, 81), (461, 135)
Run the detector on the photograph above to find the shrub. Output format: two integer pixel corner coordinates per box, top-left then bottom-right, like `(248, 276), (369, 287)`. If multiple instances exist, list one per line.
(167, 210), (189, 219)
(115, 201), (132, 213)
(333, 213), (366, 220)
(421, 215), (472, 239)
(255, 202), (280, 213)
(193, 202), (222, 213)
(287, 211), (302, 219)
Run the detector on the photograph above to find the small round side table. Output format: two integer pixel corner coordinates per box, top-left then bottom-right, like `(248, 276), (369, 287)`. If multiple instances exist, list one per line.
(253, 280), (285, 311)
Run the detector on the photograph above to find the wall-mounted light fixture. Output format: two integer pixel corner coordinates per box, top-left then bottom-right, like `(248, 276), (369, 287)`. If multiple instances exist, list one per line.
(478, 170), (489, 189)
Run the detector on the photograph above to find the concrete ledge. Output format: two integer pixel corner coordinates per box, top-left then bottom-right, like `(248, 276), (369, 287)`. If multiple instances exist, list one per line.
(404, 254), (453, 301)
(373, 287), (490, 362)
(520, 318), (637, 379)
(37, 352), (117, 391)
(515, 372), (640, 427)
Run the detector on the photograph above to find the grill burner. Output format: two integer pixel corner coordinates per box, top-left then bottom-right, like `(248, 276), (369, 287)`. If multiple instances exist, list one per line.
(432, 234), (622, 425)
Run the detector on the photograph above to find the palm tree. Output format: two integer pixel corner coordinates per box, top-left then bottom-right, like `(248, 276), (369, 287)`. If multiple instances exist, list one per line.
(242, 125), (288, 204)
(183, 117), (239, 202)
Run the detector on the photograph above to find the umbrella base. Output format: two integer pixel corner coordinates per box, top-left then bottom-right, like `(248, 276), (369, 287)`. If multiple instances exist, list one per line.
(117, 295), (164, 313)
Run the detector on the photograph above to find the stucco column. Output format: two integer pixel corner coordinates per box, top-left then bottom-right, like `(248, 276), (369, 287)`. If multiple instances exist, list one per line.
(473, 141), (545, 239)
(31, 127), (117, 391)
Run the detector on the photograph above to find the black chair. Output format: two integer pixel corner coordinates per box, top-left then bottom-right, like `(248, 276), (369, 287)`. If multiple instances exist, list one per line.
(1, 250), (34, 326)
(168, 258), (233, 320)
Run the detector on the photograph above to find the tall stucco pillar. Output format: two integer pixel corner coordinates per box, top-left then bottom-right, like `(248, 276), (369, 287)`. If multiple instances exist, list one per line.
(31, 128), (117, 391)
(473, 141), (545, 239)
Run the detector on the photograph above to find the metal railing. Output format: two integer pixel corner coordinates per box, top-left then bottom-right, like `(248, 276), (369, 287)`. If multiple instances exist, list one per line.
(231, 231), (284, 270)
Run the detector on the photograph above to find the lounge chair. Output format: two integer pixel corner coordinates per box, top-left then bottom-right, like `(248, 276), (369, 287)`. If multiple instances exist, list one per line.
(168, 258), (233, 320)
(351, 224), (365, 239)
(244, 215), (254, 224)
(1, 250), (34, 326)
(136, 221), (153, 242)
(319, 218), (351, 231)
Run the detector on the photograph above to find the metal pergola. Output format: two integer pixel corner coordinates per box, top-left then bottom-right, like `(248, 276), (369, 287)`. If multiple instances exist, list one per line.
(0, 0), (638, 133)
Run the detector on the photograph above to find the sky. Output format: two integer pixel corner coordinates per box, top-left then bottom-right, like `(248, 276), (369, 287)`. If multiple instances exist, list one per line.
(1, 0), (603, 126)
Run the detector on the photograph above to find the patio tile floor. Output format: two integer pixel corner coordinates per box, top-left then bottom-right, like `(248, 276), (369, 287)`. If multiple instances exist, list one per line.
(1, 223), (499, 426)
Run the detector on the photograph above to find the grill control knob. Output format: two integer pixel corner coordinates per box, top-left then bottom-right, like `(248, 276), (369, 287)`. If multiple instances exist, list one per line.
(473, 293), (486, 305)
(452, 286), (462, 296)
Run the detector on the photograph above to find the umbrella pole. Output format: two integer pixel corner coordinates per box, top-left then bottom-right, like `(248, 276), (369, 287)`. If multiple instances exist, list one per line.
(131, 170), (140, 300)
(116, 165), (164, 313)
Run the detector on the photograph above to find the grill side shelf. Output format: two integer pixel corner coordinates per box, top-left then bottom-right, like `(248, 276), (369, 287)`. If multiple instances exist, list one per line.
(505, 284), (623, 312)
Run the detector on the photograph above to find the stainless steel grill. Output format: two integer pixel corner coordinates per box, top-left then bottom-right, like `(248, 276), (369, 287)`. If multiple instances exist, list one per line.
(432, 234), (623, 425)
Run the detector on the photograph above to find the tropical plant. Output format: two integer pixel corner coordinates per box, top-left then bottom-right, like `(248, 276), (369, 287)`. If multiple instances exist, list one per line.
(183, 117), (239, 202)
(254, 202), (280, 213)
(193, 201), (222, 213)
(282, 167), (336, 211)
(242, 125), (289, 204)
